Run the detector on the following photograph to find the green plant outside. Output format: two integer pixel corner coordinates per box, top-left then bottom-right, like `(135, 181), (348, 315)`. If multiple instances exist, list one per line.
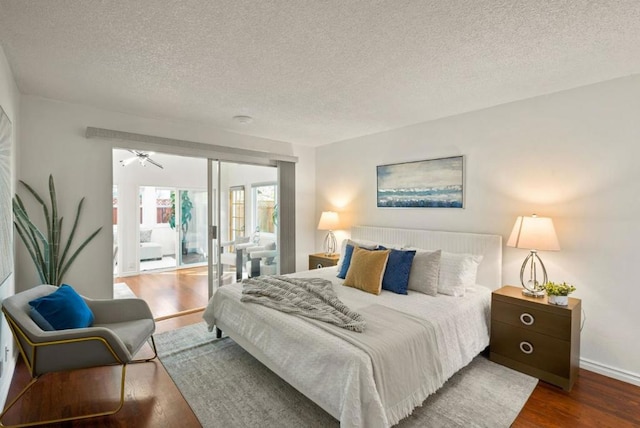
(272, 203), (278, 227)
(13, 174), (102, 286)
(168, 190), (193, 241)
(544, 281), (576, 296)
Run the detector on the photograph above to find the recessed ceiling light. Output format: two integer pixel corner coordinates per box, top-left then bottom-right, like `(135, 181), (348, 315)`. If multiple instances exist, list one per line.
(233, 115), (253, 124)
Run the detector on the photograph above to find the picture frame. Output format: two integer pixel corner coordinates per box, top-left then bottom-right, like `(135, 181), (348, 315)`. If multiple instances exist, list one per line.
(376, 155), (464, 208)
(0, 105), (13, 286)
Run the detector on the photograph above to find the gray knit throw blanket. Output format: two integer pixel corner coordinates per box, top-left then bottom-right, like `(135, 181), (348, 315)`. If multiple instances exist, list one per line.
(240, 275), (366, 332)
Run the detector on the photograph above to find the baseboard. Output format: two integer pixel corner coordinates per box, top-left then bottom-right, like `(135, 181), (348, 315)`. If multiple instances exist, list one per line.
(115, 271), (139, 277)
(580, 357), (640, 387)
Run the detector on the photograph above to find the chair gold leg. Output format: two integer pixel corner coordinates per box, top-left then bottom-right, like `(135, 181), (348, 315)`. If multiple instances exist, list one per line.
(131, 335), (158, 363)
(0, 377), (40, 425)
(0, 364), (127, 428)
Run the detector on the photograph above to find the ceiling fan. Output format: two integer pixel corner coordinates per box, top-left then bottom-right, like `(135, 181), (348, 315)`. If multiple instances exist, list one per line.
(119, 150), (164, 169)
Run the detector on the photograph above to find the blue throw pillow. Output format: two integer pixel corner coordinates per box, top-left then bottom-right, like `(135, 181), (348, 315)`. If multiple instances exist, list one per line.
(337, 244), (355, 279)
(381, 248), (416, 295)
(29, 284), (94, 330)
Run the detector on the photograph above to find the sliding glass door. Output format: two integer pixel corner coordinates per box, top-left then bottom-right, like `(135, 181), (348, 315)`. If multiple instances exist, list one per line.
(177, 189), (208, 267)
(113, 147), (293, 320)
(208, 161), (279, 296)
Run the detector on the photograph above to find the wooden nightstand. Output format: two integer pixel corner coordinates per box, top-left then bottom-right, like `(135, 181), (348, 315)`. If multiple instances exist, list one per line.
(490, 285), (581, 391)
(308, 253), (340, 270)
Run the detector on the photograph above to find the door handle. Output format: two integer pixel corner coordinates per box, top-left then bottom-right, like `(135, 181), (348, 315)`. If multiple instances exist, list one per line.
(209, 225), (217, 240)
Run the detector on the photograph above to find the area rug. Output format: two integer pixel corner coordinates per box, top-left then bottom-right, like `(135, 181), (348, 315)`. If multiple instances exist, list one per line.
(155, 322), (537, 428)
(113, 282), (136, 299)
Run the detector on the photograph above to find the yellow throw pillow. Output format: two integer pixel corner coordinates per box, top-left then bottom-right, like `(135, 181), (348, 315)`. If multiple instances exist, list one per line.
(344, 247), (390, 295)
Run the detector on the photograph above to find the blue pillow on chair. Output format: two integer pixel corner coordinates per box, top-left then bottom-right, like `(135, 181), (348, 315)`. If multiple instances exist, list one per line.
(29, 284), (94, 330)
(380, 248), (416, 295)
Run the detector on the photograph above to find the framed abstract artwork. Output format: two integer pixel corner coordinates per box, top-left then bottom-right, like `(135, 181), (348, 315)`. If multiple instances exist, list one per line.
(377, 155), (464, 208)
(0, 105), (12, 286)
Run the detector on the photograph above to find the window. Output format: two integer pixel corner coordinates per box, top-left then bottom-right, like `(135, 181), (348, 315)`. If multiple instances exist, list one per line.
(252, 183), (277, 234)
(139, 186), (173, 226)
(156, 188), (172, 224)
(229, 186), (245, 241)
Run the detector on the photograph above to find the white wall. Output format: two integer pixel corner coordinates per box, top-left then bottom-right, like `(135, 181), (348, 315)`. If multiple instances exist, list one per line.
(0, 45), (20, 411)
(18, 95), (316, 299)
(316, 74), (640, 385)
(293, 144), (316, 271)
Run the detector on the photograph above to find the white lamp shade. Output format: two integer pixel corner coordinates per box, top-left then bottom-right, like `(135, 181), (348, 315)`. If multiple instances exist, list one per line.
(507, 215), (560, 251)
(317, 211), (339, 231)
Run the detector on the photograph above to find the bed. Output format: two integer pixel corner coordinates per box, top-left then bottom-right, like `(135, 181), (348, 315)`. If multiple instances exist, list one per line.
(203, 226), (502, 427)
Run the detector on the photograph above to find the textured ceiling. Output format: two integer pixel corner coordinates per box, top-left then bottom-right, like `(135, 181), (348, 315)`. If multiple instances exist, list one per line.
(1, 1), (639, 146)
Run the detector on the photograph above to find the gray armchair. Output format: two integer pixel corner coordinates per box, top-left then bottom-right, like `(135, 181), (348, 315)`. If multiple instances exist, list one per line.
(0, 284), (157, 426)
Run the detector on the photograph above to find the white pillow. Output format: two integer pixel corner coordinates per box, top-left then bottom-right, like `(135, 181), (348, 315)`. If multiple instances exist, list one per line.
(336, 238), (378, 272)
(407, 250), (441, 296)
(438, 252), (483, 297)
(140, 229), (152, 243)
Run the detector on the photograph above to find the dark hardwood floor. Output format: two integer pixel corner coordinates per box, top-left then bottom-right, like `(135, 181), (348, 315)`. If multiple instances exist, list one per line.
(4, 268), (640, 427)
(115, 265), (210, 320)
(514, 369), (640, 427)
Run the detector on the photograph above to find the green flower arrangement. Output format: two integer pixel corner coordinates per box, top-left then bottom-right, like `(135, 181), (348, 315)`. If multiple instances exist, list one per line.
(543, 281), (576, 296)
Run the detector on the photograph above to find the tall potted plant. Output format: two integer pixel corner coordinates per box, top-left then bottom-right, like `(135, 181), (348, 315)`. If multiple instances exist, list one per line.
(12, 174), (102, 286)
(168, 190), (193, 255)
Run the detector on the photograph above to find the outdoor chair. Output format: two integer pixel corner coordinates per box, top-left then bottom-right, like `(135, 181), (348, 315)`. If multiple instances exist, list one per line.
(246, 243), (278, 277)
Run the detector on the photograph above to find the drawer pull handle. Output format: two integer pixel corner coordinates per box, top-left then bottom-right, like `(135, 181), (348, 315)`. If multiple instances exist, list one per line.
(519, 341), (534, 355)
(316, 263), (323, 269)
(520, 313), (535, 326)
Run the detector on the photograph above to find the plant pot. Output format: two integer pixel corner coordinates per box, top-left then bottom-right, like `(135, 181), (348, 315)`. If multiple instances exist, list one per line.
(548, 295), (568, 306)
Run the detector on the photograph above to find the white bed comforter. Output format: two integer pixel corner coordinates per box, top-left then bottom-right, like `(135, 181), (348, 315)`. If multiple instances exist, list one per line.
(203, 268), (491, 428)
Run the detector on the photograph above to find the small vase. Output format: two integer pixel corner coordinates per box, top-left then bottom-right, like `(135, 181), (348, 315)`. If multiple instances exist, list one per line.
(548, 295), (568, 306)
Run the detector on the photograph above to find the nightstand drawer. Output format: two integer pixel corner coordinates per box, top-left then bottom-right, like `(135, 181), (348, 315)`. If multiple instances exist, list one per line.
(308, 253), (339, 270)
(491, 321), (571, 378)
(492, 299), (571, 341)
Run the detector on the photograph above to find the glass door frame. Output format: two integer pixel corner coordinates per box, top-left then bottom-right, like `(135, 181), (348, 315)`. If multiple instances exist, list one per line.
(207, 160), (220, 299)
(207, 160), (282, 296)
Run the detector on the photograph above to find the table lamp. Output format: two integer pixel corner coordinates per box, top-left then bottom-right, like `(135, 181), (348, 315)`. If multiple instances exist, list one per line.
(507, 214), (560, 297)
(317, 211), (339, 255)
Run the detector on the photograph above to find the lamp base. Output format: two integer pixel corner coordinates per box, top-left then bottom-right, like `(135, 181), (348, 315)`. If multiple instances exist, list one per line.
(323, 231), (337, 256)
(519, 250), (549, 298)
(522, 288), (546, 298)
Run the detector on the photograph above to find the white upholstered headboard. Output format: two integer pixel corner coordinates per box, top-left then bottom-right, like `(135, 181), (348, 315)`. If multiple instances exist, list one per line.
(351, 226), (502, 290)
